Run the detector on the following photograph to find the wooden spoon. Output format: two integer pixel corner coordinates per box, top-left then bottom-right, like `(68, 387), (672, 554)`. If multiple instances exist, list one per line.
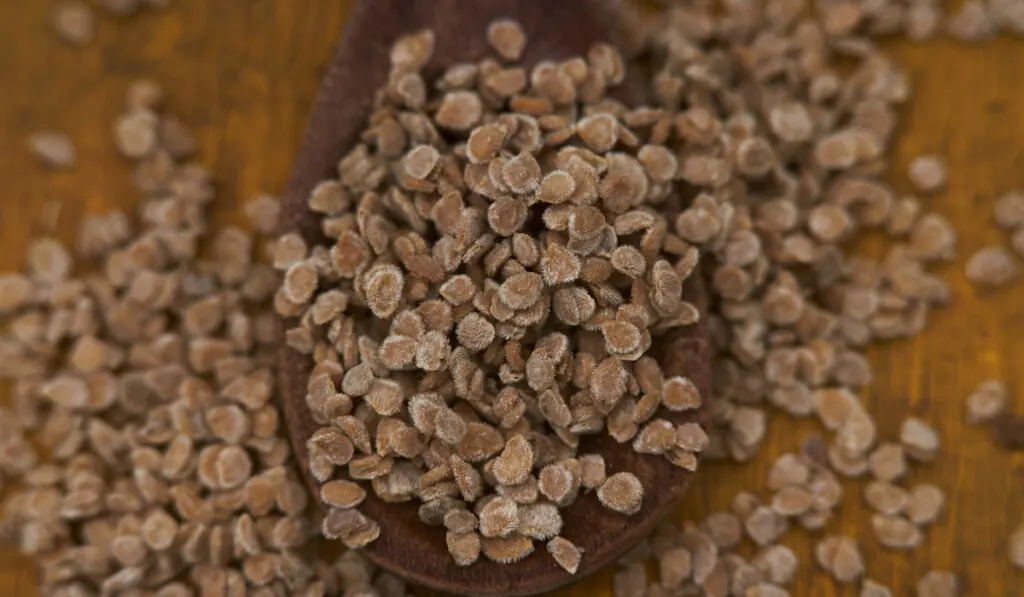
(277, 1), (711, 595)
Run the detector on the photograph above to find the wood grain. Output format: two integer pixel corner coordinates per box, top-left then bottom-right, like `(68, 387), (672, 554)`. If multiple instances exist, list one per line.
(0, 1), (1022, 596)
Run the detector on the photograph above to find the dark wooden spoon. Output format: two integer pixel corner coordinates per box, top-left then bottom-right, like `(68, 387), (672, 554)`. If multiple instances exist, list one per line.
(276, 1), (711, 595)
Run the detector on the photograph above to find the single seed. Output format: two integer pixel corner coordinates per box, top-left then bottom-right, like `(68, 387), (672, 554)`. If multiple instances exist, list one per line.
(28, 131), (76, 168)
(487, 18), (527, 61)
(53, 0), (96, 45)
(907, 156), (947, 194)
(597, 472), (643, 515)
(916, 571), (959, 597)
(965, 246), (1019, 287)
(547, 537), (582, 574)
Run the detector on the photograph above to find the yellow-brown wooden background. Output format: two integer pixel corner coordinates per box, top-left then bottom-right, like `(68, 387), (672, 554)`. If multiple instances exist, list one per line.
(1, 1), (1023, 595)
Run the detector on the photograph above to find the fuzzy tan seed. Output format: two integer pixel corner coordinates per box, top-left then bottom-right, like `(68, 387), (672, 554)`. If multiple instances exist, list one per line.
(547, 537), (582, 574)
(486, 19), (527, 61)
(403, 144), (440, 180)
(662, 377), (701, 411)
(321, 480), (366, 509)
(482, 534), (534, 564)
(493, 435), (533, 486)
(363, 264), (405, 318)
(447, 531), (482, 566)
(598, 472), (643, 515)
(479, 497), (520, 538)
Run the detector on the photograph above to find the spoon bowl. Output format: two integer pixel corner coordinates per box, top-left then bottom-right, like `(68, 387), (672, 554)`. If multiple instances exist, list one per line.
(277, 1), (711, 595)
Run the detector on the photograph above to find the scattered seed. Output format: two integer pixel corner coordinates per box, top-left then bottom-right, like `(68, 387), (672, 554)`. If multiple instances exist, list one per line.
(907, 484), (945, 526)
(872, 514), (921, 550)
(1009, 525), (1024, 570)
(966, 380), (1007, 423)
(745, 506), (789, 547)
(14, 3), (1009, 588)
(53, 0), (96, 45)
(900, 418), (939, 462)
(115, 110), (160, 159)
(864, 482), (908, 516)
(861, 580), (893, 597)
(868, 443), (907, 483)
(0, 87), (403, 597)
(965, 246), (1019, 287)
(816, 536), (864, 583)
(28, 131), (76, 168)
(994, 192), (1024, 229)
(753, 545), (797, 586)
(916, 571), (959, 597)
(658, 547), (692, 587)
(907, 156), (947, 194)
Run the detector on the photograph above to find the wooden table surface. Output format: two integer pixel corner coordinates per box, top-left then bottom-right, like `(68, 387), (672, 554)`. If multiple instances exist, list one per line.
(1, 1), (1023, 596)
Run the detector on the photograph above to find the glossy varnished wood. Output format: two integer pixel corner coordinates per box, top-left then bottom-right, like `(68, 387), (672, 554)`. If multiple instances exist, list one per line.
(1, 2), (1023, 596)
